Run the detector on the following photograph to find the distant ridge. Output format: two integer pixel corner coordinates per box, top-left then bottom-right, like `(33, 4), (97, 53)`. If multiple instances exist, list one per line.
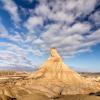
(0, 66), (38, 72)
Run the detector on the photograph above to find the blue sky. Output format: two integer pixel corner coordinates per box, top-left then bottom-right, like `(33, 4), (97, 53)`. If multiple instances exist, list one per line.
(0, 0), (100, 72)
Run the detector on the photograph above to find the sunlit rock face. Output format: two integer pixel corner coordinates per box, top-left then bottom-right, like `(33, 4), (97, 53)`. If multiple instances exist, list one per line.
(29, 48), (83, 84)
(26, 48), (100, 97)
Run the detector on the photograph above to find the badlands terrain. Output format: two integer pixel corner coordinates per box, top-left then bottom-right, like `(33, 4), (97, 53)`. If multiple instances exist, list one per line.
(0, 48), (100, 100)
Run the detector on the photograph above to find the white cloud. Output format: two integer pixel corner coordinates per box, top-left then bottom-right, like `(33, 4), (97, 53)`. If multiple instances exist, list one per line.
(32, 49), (42, 56)
(90, 11), (100, 26)
(87, 29), (100, 44)
(1, 0), (20, 23)
(33, 38), (44, 44)
(35, 4), (50, 17)
(24, 16), (44, 33)
(36, 0), (97, 22)
(0, 42), (35, 67)
(0, 21), (23, 43)
(66, 22), (91, 34)
(0, 0), (100, 67)
(75, 0), (97, 15)
(20, 0), (100, 58)
(0, 21), (9, 35)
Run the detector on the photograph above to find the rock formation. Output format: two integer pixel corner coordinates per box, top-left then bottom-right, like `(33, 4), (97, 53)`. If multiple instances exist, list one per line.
(28, 48), (83, 84)
(25, 48), (100, 98)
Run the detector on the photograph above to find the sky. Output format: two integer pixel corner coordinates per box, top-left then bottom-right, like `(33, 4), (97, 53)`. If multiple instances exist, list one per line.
(0, 0), (100, 72)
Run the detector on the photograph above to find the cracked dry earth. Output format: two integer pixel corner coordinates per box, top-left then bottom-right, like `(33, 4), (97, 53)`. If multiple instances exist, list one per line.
(0, 48), (100, 100)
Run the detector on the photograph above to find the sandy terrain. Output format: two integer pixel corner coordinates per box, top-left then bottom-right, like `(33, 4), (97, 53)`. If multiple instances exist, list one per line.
(0, 72), (100, 100)
(20, 94), (100, 100)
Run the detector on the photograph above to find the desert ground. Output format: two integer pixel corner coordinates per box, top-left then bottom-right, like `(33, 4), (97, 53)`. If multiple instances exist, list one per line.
(0, 49), (100, 100)
(0, 71), (100, 100)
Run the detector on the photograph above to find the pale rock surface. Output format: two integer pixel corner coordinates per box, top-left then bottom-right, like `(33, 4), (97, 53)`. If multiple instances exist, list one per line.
(28, 48), (83, 83)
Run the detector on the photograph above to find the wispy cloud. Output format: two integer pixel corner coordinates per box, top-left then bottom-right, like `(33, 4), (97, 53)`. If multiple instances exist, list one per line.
(0, 0), (100, 67)
(24, 16), (44, 33)
(0, 20), (9, 35)
(89, 11), (100, 26)
(23, 0), (100, 57)
(1, 0), (21, 24)
(0, 42), (37, 67)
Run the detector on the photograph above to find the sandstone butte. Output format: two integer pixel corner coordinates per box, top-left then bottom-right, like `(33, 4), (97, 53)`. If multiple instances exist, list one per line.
(0, 48), (100, 99)
(22, 48), (100, 98)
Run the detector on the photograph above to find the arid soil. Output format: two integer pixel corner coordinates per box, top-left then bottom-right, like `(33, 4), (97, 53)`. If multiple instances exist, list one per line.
(0, 71), (100, 100)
